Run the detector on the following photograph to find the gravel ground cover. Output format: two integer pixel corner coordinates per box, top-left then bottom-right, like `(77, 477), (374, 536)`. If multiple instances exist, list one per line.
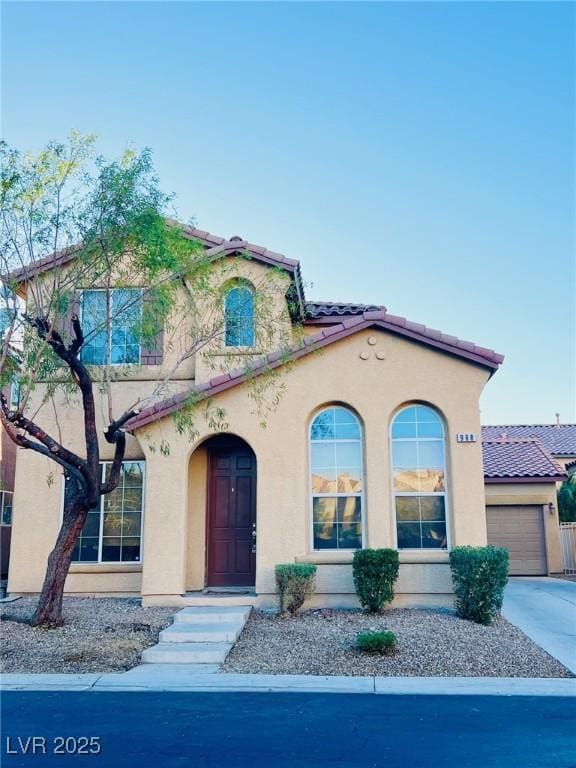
(0, 597), (174, 673)
(223, 608), (573, 678)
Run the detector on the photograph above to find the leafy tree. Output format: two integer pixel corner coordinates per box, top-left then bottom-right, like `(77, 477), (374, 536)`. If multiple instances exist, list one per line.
(558, 474), (576, 522)
(0, 134), (293, 626)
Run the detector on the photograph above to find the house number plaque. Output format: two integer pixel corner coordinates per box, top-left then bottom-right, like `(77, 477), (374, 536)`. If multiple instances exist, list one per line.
(456, 433), (477, 443)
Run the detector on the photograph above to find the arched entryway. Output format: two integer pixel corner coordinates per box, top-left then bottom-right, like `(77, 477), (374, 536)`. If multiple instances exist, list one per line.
(204, 435), (257, 588)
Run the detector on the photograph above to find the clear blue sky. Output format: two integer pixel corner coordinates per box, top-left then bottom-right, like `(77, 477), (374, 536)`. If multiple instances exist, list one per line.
(2, 1), (574, 424)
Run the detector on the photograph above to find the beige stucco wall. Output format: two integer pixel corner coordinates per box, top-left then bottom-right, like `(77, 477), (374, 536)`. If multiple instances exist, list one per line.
(21, 250), (296, 394)
(7, 324), (493, 605)
(8, 252), (296, 597)
(191, 256), (295, 383)
(554, 455), (575, 472)
(133, 327), (491, 607)
(484, 482), (563, 574)
(186, 447), (207, 591)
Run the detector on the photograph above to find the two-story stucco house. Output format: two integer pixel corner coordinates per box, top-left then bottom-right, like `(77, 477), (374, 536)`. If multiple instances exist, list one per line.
(7, 225), (514, 608)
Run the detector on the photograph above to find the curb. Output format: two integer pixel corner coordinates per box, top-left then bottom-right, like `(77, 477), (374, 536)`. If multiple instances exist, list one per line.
(1, 670), (575, 696)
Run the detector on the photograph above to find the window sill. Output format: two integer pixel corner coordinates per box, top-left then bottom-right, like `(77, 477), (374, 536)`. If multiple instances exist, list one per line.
(296, 551), (450, 566)
(296, 552), (358, 565)
(208, 350), (264, 356)
(69, 564), (143, 574)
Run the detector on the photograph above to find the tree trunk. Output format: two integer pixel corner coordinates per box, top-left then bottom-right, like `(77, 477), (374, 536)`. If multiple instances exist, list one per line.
(31, 494), (89, 627)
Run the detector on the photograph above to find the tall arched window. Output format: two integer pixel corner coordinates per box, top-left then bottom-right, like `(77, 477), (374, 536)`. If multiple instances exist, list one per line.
(310, 406), (364, 550)
(225, 285), (255, 347)
(391, 404), (448, 550)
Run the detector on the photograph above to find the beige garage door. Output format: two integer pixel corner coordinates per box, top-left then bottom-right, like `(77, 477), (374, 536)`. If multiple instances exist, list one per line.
(486, 505), (547, 576)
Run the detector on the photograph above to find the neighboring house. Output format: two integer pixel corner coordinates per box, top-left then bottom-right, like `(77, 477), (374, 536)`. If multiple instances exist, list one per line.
(5, 226), (519, 607)
(482, 437), (566, 575)
(483, 424), (576, 473)
(0, 430), (16, 579)
(480, 424), (575, 576)
(0, 359), (19, 579)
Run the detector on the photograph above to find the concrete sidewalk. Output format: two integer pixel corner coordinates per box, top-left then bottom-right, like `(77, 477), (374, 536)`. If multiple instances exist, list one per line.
(503, 577), (576, 675)
(1, 665), (574, 696)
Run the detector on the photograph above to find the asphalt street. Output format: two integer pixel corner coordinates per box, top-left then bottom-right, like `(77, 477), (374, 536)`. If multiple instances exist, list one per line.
(1, 692), (575, 768)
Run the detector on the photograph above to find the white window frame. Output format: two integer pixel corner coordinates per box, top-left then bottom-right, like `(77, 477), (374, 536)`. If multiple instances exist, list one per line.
(223, 283), (256, 350)
(63, 460), (146, 564)
(9, 376), (20, 410)
(308, 406), (366, 551)
(80, 288), (143, 367)
(0, 490), (13, 526)
(389, 405), (451, 552)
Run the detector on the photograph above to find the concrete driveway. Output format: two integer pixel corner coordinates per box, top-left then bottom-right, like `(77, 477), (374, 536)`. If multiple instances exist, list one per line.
(503, 578), (576, 675)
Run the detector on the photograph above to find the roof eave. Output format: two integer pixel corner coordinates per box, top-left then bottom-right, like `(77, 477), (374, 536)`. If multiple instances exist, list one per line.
(484, 475), (566, 484)
(127, 313), (503, 432)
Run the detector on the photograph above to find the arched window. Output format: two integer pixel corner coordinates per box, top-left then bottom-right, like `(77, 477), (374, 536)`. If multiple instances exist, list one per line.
(390, 404), (448, 550)
(310, 406), (364, 550)
(225, 285), (255, 347)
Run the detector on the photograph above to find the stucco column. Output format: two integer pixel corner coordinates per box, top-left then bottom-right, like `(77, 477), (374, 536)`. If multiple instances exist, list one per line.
(141, 450), (188, 598)
(253, 422), (308, 597)
(363, 415), (394, 548)
(447, 407), (487, 547)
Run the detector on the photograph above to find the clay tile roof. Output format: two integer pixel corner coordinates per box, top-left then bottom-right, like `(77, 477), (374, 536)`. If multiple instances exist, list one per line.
(385, 314), (407, 327)
(8, 221), (302, 285)
(482, 438), (566, 482)
(482, 424), (576, 457)
(376, 313), (503, 368)
(305, 301), (385, 318)
(126, 309), (504, 432)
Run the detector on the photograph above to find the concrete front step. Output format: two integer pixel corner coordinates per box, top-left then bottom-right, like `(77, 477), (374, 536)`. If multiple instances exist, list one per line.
(160, 622), (243, 643)
(178, 594), (257, 608)
(142, 642), (233, 664)
(122, 663), (221, 677)
(174, 606), (251, 624)
(142, 605), (252, 666)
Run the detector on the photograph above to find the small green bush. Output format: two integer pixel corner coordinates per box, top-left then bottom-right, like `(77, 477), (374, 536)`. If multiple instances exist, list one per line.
(356, 630), (397, 654)
(449, 546), (509, 625)
(352, 549), (400, 613)
(275, 563), (317, 615)
(558, 475), (576, 522)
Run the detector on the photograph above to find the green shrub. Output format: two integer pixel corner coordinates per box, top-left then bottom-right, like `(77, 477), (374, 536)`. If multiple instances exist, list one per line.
(449, 546), (509, 625)
(275, 563), (317, 615)
(352, 549), (400, 613)
(558, 475), (576, 522)
(356, 630), (397, 654)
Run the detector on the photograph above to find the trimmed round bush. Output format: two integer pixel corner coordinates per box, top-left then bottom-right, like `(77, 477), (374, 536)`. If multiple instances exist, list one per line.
(356, 630), (397, 654)
(275, 563), (317, 615)
(352, 548), (400, 613)
(449, 545), (509, 625)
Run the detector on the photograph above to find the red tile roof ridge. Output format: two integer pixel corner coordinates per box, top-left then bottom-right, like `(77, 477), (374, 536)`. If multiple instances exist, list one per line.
(304, 301), (386, 320)
(482, 424), (576, 457)
(483, 437), (546, 443)
(127, 309), (504, 432)
(8, 221), (301, 284)
(378, 313), (504, 365)
(484, 423), (576, 428)
(482, 436), (566, 480)
(484, 436), (562, 461)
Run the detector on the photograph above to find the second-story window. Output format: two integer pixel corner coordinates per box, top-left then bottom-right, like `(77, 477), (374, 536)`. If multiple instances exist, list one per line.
(225, 285), (255, 347)
(81, 289), (142, 365)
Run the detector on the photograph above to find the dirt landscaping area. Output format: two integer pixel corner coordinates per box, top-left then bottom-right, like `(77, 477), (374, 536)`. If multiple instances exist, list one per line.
(2, 600), (572, 678)
(0, 597), (174, 673)
(223, 608), (573, 678)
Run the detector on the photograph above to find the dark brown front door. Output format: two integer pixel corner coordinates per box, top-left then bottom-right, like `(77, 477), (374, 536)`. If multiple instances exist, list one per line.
(207, 440), (256, 587)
